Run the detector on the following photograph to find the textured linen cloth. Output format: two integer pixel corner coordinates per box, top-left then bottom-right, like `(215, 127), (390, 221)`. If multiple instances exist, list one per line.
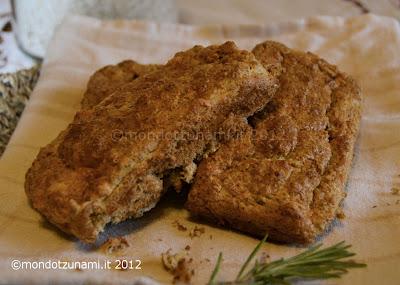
(0, 14), (399, 285)
(176, 0), (400, 25)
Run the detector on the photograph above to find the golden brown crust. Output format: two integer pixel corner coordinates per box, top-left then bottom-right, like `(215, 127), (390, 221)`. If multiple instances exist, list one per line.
(81, 60), (160, 109)
(186, 41), (362, 244)
(25, 42), (279, 243)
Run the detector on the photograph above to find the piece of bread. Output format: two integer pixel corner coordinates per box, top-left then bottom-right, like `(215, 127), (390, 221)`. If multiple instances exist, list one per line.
(81, 61), (199, 193)
(186, 41), (362, 244)
(25, 42), (279, 243)
(81, 60), (160, 109)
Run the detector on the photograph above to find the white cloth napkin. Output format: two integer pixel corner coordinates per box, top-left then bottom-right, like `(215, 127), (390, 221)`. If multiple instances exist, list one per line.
(0, 14), (399, 285)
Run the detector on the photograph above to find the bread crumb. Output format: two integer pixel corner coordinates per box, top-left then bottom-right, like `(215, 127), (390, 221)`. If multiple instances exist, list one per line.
(391, 187), (400, 195)
(174, 258), (195, 284)
(161, 249), (194, 284)
(372, 205), (377, 208)
(161, 249), (175, 272)
(336, 210), (345, 219)
(189, 226), (205, 238)
(100, 237), (129, 255)
(185, 245), (191, 251)
(173, 220), (188, 232)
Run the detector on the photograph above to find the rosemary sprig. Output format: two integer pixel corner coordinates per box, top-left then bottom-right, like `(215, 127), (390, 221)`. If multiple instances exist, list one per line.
(208, 235), (366, 285)
(208, 252), (223, 284)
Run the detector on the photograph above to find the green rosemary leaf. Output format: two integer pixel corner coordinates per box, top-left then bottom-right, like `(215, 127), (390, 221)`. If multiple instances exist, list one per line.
(208, 234), (366, 285)
(208, 252), (223, 285)
(236, 234), (268, 280)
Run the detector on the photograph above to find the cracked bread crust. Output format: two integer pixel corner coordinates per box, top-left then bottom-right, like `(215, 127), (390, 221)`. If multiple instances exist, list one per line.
(186, 41), (362, 244)
(25, 42), (279, 243)
(81, 60), (160, 109)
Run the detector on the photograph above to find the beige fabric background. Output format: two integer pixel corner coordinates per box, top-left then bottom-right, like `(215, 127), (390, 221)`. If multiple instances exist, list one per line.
(176, 0), (400, 24)
(0, 13), (399, 284)
(4, 0), (400, 72)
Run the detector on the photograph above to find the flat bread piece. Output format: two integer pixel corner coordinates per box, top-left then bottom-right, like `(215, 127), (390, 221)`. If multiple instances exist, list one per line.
(82, 61), (196, 192)
(25, 42), (279, 243)
(81, 60), (160, 109)
(186, 41), (362, 244)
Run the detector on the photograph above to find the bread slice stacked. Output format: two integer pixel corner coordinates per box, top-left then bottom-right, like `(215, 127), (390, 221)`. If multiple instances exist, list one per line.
(187, 41), (362, 243)
(25, 42), (278, 243)
(25, 41), (361, 244)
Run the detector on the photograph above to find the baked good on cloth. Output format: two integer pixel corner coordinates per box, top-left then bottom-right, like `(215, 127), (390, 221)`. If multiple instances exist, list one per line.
(25, 42), (279, 243)
(186, 41), (362, 244)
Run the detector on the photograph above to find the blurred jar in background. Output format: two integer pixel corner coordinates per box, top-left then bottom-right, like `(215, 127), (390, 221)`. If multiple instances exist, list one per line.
(11, 0), (178, 59)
